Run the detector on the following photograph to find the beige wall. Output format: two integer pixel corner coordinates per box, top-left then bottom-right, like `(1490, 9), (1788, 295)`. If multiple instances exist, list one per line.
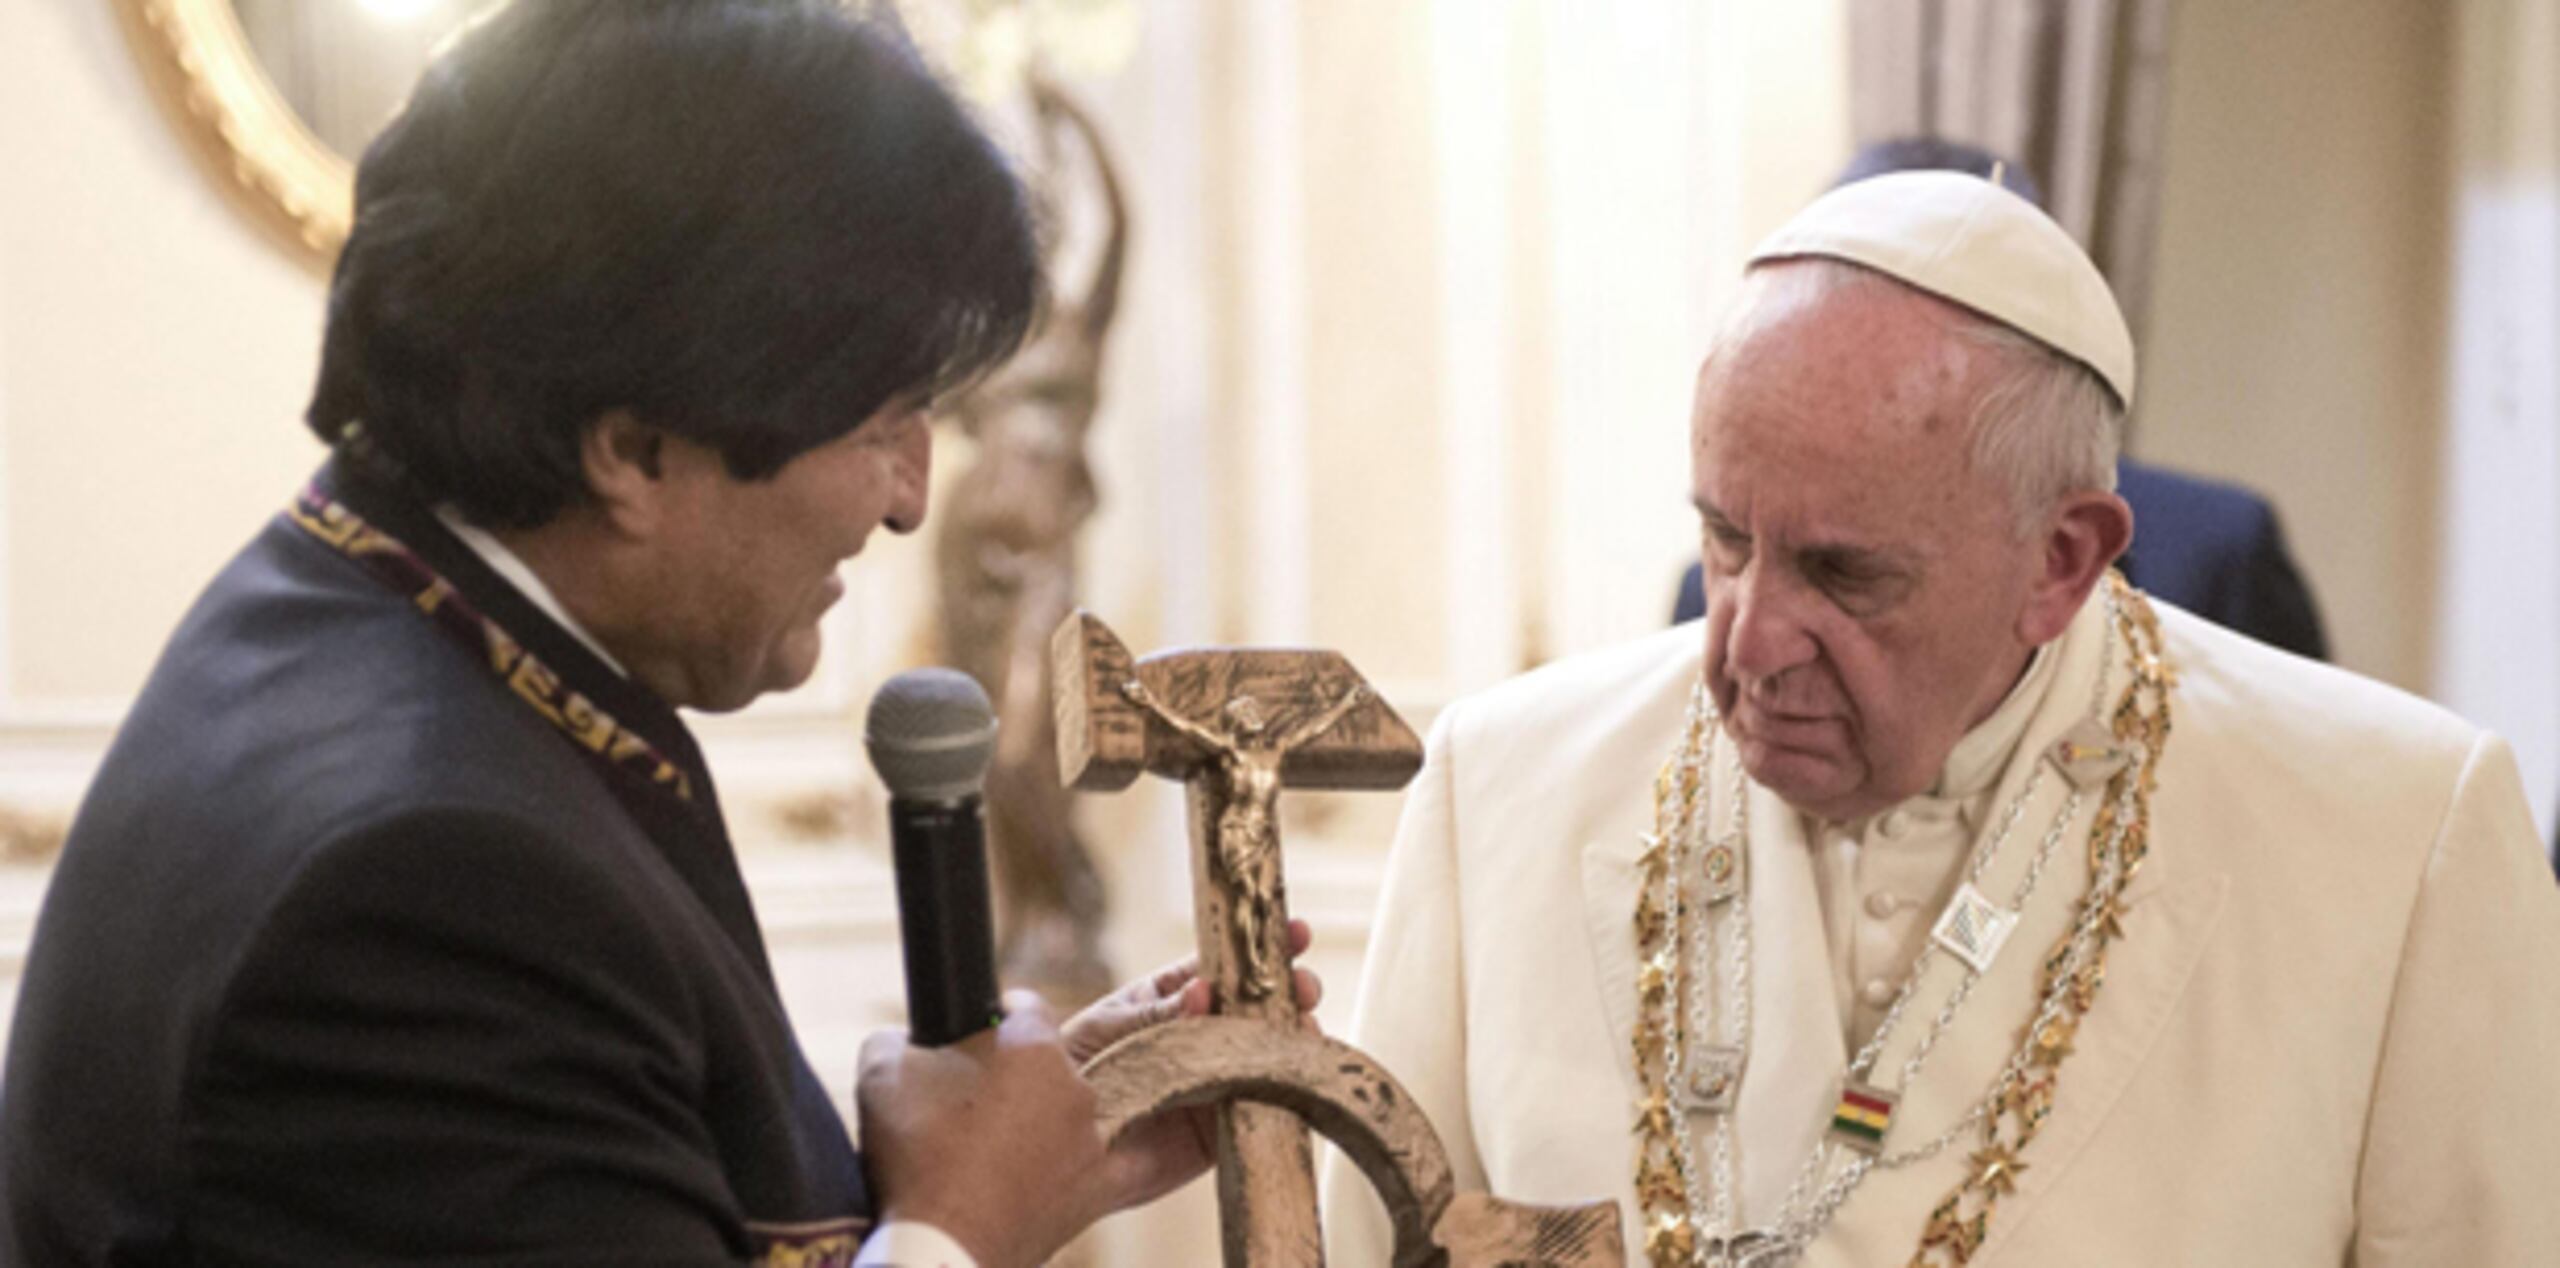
(1301, 0), (1450, 687)
(2138, 0), (2453, 690)
(0, 0), (327, 713)
(2434, 0), (2560, 834)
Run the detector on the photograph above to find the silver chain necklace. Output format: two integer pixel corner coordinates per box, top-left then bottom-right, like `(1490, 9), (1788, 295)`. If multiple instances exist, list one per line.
(1669, 604), (2121, 1267)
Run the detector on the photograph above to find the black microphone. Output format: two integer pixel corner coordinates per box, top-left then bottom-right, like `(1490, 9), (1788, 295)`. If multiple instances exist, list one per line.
(864, 668), (1004, 1047)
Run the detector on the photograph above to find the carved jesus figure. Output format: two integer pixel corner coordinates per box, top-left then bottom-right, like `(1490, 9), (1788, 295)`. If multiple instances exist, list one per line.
(1119, 680), (1366, 999)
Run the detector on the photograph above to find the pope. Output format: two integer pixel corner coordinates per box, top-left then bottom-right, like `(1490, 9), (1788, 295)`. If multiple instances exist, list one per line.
(1321, 171), (2560, 1266)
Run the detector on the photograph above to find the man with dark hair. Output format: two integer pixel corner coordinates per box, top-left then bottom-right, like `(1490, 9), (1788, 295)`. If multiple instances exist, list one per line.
(0, 4), (1251, 1264)
(1675, 137), (2330, 663)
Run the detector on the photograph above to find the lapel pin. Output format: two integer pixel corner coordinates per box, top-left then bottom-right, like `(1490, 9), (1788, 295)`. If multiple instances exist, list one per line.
(2048, 719), (2131, 790)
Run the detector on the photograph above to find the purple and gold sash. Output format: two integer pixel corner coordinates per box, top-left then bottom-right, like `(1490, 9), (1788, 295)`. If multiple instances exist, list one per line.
(286, 485), (698, 806)
(747, 1217), (871, 1267)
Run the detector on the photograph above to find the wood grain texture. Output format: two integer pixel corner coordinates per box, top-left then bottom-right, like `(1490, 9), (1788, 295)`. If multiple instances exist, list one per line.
(1052, 611), (1146, 791)
(1132, 648), (1422, 790)
(1050, 610), (1424, 793)
(1430, 1193), (1626, 1268)
(1084, 1019), (1623, 1268)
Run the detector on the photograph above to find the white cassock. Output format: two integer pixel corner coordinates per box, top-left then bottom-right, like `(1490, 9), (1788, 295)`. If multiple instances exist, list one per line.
(1318, 584), (2560, 1266)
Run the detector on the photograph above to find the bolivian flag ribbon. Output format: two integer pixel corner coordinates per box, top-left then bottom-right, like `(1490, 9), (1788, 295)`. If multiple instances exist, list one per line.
(1830, 1081), (1898, 1155)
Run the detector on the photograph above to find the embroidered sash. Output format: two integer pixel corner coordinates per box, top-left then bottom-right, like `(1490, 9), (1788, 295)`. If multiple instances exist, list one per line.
(747, 1218), (871, 1267)
(285, 484), (699, 806)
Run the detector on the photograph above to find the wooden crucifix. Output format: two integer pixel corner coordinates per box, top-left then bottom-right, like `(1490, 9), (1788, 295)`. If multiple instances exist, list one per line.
(1054, 611), (1417, 1264)
(1054, 612), (1625, 1268)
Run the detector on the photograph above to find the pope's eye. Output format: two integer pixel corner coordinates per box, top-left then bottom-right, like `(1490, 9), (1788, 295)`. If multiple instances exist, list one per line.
(1807, 553), (1911, 617)
(1809, 557), (1866, 588)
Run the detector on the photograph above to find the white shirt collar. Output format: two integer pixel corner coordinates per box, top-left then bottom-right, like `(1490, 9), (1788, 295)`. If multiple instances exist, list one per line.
(430, 507), (630, 678)
(1932, 639), (2057, 802)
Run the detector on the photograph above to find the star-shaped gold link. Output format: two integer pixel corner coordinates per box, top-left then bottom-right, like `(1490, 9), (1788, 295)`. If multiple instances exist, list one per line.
(1646, 1211), (1697, 1262)
(1968, 1143), (2028, 1196)
(1635, 1087), (1676, 1139)
(2090, 891), (2131, 940)
(2030, 1016), (2078, 1065)
(1638, 955), (1674, 1008)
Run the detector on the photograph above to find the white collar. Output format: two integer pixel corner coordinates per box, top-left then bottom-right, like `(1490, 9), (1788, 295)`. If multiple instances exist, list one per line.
(1933, 639), (2058, 801)
(431, 507), (630, 678)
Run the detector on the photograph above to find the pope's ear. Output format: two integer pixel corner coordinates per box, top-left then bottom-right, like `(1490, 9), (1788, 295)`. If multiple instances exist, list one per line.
(2019, 489), (2133, 645)
(578, 409), (668, 537)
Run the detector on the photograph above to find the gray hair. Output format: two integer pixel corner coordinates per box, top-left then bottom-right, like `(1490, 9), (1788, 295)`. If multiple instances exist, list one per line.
(1707, 259), (2121, 533)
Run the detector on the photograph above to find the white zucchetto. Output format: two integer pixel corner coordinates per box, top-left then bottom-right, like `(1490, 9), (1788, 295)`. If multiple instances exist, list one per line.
(1749, 170), (2137, 409)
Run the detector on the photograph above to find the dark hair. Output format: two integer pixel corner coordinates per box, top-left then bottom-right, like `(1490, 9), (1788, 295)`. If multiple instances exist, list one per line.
(307, 0), (1041, 528)
(1837, 136), (2046, 209)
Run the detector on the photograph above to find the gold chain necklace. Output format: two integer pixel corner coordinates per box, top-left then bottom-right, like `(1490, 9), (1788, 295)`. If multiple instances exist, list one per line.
(1629, 575), (2175, 1267)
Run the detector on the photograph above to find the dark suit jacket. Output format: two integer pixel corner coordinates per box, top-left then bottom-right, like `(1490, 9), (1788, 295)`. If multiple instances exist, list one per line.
(2111, 461), (2327, 660)
(1, 458), (867, 1265)
(1672, 459), (2330, 661)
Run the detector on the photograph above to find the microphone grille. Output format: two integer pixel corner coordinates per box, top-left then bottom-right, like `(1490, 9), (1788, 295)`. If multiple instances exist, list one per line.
(865, 668), (999, 802)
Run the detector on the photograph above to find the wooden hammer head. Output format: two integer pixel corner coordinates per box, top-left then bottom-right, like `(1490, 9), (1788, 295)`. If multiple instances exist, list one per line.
(1052, 610), (1147, 791)
(1051, 611), (1424, 793)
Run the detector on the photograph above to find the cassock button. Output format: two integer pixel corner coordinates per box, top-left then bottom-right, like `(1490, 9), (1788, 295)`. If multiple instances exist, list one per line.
(1864, 891), (1900, 919)
(1860, 977), (1895, 1008)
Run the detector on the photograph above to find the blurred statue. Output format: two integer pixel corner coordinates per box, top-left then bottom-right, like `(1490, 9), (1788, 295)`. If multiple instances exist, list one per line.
(935, 78), (1129, 1006)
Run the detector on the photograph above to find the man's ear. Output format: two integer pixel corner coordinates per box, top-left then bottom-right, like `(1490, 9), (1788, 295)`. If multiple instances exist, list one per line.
(2017, 489), (2134, 645)
(579, 409), (668, 538)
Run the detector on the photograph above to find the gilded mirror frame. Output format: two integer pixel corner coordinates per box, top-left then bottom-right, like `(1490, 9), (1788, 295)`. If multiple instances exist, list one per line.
(111, 0), (354, 266)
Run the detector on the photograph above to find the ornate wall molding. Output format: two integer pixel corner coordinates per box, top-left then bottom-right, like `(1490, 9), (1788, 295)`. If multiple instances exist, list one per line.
(111, 0), (353, 265)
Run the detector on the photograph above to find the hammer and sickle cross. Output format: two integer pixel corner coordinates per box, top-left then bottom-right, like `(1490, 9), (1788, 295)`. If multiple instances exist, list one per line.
(1052, 612), (1624, 1268)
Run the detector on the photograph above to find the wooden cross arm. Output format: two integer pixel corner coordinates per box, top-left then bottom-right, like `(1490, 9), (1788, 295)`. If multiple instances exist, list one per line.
(1084, 1018), (1624, 1268)
(1051, 610), (1423, 793)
